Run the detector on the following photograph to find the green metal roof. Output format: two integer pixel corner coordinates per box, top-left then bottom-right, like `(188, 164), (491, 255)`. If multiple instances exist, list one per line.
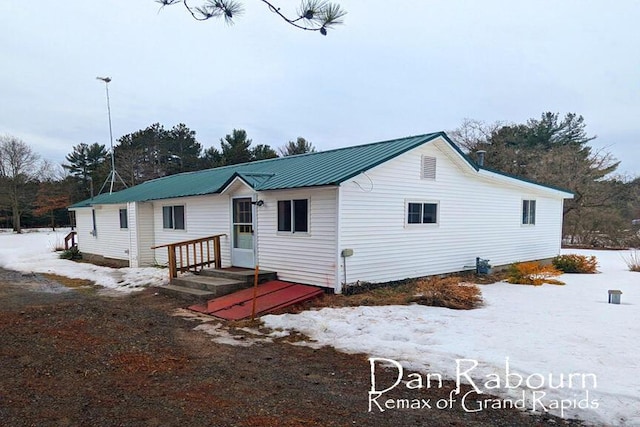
(70, 132), (445, 208)
(69, 131), (571, 209)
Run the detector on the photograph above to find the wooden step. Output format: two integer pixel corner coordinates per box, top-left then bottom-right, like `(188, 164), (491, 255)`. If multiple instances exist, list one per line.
(157, 284), (217, 303)
(198, 268), (277, 285)
(171, 275), (246, 294)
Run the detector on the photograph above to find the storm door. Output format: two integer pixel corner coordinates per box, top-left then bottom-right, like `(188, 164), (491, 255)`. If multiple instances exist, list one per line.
(231, 197), (254, 268)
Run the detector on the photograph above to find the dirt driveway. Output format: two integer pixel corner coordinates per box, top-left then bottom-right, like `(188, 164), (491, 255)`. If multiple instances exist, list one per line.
(0, 269), (580, 427)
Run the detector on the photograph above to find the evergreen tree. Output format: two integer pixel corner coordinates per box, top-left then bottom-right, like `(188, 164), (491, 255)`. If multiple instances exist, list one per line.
(220, 129), (253, 165)
(115, 123), (201, 184)
(252, 144), (278, 161)
(200, 146), (224, 169)
(156, 0), (346, 36)
(167, 123), (202, 174)
(63, 142), (108, 198)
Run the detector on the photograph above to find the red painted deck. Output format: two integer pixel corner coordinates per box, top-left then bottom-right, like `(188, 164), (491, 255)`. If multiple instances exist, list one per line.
(188, 280), (324, 320)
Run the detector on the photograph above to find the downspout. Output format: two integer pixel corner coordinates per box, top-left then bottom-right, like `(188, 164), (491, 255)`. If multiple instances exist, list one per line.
(253, 193), (259, 268)
(335, 186), (342, 293)
(128, 202), (134, 267)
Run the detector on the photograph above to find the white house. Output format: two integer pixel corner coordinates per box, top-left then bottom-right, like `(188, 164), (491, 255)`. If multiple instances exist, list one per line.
(69, 132), (573, 293)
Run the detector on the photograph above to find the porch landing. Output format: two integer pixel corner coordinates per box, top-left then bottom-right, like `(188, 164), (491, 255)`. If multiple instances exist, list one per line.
(188, 280), (324, 320)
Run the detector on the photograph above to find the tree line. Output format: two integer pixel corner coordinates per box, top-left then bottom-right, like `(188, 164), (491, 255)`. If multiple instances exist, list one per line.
(1, 113), (638, 246)
(0, 126), (315, 232)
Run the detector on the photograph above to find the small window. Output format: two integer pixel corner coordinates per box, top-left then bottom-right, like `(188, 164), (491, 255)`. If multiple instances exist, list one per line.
(522, 200), (536, 225)
(421, 156), (436, 180)
(278, 199), (308, 233)
(163, 205), (185, 230)
(119, 208), (128, 229)
(407, 202), (438, 224)
(91, 209), (97, 236)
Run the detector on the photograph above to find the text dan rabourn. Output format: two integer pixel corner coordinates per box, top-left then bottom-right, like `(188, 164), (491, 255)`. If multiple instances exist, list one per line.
(368, 358), (599, 418)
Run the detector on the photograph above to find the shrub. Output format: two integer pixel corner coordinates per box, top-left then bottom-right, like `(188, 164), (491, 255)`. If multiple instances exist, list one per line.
(59, 247), (82, 261)
(410, 276), (482, 310)
(506, 262), (565, 286)
(622, 249), (640, 272)
(50, 236), (65, 252)
(552, 254), (598, 273)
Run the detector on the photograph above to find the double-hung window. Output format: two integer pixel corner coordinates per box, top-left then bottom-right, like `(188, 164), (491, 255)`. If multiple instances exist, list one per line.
(163, 205), (185, 230)
(522, 200), (536, 225)
(407, 202), (438, 224)
(278, 199), (308, 233)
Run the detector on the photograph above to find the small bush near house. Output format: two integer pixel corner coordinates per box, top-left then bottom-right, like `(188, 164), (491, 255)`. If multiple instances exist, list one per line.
(506, 262), (565, 286)
(59, 247), (82, 261)
(621, 249), (640, 272)
(410, 276), (483, 310)
(552, 254), (598, 273)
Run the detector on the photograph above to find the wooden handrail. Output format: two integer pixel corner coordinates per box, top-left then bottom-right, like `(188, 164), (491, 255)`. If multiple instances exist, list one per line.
(64, 231), (77, 250)
(151, 234), (225, 279)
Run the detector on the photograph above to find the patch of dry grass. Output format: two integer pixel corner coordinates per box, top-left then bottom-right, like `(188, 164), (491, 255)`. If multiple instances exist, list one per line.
(41, 273), (99, 294)
(622, 249), (640, 272)
(278, 275), (489, 313)
(410, 276), (483, 310)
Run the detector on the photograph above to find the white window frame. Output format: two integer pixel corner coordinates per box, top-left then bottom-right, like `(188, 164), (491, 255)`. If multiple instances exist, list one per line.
(406, 201), (439, 226)
(162, 205), (186, 230)
(277, 198), (309, 234)
(522, 199), (536, 226)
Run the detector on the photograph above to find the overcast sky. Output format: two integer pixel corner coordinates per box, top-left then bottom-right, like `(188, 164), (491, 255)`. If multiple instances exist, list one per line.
(1, 1), (638, 175)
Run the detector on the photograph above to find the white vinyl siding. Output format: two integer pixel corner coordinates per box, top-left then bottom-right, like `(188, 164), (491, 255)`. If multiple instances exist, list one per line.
(257, 187), (338, 287)
(131, 202), (155, 267)
(72, 205), (130, 261)
(338, 138), (565, 285)
(151, 195), (232, 267)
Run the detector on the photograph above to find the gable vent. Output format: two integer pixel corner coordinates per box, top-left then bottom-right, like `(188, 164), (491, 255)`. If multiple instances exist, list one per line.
(421, 156), (436, 180)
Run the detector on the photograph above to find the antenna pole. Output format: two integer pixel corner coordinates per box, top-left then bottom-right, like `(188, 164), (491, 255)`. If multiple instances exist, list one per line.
(96, 77), (127, 194)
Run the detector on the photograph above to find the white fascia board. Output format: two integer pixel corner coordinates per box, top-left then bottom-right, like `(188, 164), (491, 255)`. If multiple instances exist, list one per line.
(219, 175), (254, 195)
(477, 169), (574, 199)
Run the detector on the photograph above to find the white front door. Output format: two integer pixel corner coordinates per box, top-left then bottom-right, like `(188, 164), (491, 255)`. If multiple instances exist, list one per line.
(231, 197), (255, 268)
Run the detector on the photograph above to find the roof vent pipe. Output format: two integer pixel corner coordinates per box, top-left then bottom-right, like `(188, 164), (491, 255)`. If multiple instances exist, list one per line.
(476, 150), (486, 167)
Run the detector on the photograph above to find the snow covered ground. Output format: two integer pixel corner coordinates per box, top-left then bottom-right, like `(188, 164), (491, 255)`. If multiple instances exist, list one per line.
(0, 228), (167, 292)
(263, 249), (640, 426)
(1, 228), (637, 425)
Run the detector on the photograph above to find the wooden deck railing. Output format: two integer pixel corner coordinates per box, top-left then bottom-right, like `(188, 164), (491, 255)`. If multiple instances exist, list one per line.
(64, 231), (77, 250)
(151, 234), (225, 279)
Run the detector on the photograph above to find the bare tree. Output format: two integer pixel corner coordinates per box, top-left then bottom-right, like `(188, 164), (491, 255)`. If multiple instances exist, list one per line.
(447, 118), (505, 152)
(156, 0), (346, 35)
(0, 136), (40, 233)
(279, 137), (316, 156)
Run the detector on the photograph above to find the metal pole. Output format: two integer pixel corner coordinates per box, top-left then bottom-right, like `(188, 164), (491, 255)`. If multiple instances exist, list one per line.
(96, 76), (127, 194)
(103, 79), (116, 194)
